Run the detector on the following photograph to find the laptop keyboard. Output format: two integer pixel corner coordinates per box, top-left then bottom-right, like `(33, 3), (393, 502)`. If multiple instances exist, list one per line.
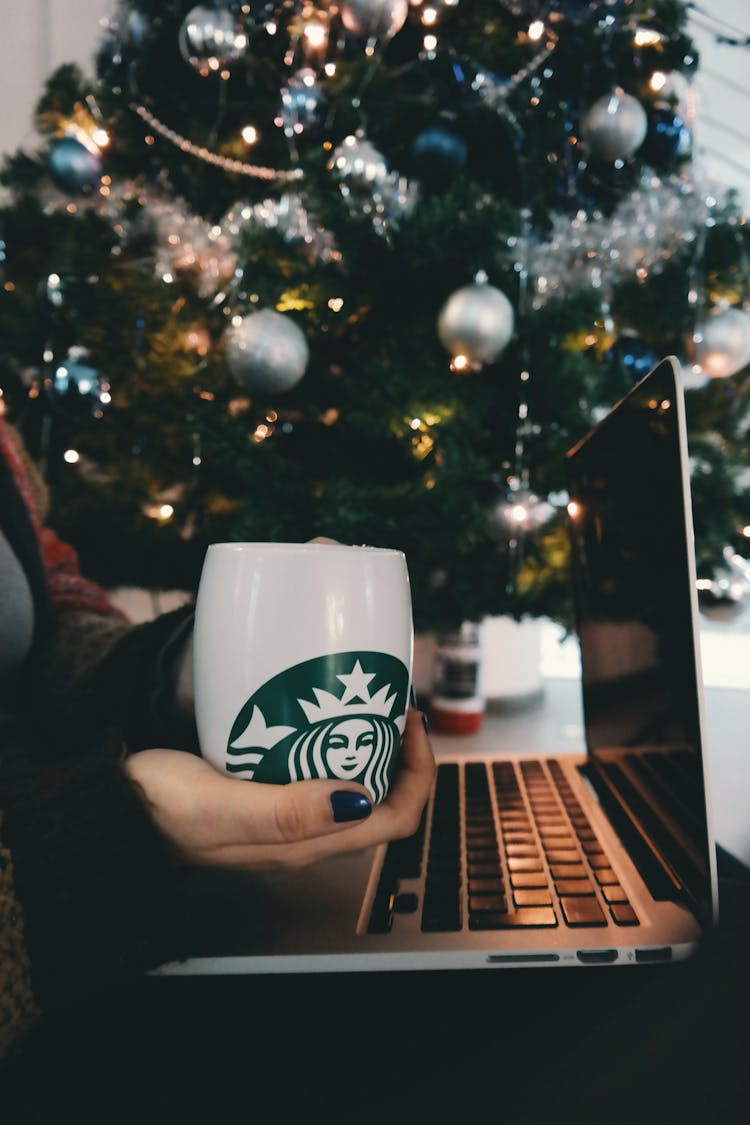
(367, 759), (640, 935)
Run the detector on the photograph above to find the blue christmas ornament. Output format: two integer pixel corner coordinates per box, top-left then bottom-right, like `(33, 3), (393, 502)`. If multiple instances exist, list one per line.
(608, 333), (658, 384)
(643, 107), (692, 165)
(411, 124), (468, 187)
(47, 137), (102, 195)
(53, 347), (101, 399)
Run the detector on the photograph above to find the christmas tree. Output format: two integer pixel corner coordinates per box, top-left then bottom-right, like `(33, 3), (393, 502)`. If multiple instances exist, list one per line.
(1, 0), (749, 632)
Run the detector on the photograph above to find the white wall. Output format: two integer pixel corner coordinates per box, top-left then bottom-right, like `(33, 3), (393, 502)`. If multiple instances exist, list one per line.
(688, 0), (750, 206)
(0, 0), (111, 158)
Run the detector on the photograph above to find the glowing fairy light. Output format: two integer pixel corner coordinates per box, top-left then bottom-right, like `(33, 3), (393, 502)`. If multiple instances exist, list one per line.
(634, 27), (663, 47)
(304, 21), (327, 48)
(64, 449), (80, 464)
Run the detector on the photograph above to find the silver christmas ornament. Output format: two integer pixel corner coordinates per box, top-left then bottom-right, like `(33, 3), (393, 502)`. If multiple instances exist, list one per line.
(340, 0), (409, 41)
(53, 346), (103, 403)
(697, 547), (750, 622)
(693, 306), (750, 379)
(279, 68), (326, 136)
(329, 134), (389, 185)
(178, 5), (248, 72)
(225, 310), (310, 395)
(437, 282), (515, 365)
(488, 490), (555, 539)
(579, 88), (648, 162)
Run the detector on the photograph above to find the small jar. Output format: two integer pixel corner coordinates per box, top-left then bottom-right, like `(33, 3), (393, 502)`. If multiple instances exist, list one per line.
(428, 622), (484, 734)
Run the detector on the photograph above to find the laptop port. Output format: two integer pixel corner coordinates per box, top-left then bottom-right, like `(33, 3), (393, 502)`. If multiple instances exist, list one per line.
(576, 949), (618, 964)
(635, 946), (672, 963)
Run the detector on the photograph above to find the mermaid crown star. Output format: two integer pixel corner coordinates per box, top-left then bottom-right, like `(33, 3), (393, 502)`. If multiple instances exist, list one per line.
(298, 659), (397, 723)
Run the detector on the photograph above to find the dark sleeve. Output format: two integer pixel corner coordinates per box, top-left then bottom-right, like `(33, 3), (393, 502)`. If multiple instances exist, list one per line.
(0, 724), (194, 1015)
(30, 604), (199, 755)
(1, 607), (201, 1017)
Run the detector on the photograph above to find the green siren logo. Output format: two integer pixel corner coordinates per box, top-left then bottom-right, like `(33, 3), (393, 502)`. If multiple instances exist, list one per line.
(226, 653), (409, 802)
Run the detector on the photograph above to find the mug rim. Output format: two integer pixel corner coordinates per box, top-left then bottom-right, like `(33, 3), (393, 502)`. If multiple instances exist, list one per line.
(206, 541), (405, 557)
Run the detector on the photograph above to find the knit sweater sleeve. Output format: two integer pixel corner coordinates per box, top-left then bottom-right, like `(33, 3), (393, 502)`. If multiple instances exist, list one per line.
(0, 608), (201, 1060)
(0, 420), (202, 1056)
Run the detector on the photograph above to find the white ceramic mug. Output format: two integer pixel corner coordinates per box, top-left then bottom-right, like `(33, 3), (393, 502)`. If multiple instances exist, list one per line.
(193, 542), (413, 803)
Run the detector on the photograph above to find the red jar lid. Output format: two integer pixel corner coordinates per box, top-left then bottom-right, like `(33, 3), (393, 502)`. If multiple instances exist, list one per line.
(428, 705), (484, 734)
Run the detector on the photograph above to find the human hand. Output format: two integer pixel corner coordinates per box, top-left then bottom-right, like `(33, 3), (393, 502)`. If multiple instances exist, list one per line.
(123, 706), (435, 870)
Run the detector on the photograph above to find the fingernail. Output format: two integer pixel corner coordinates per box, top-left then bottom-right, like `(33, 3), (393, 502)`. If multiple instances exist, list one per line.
(421, 711), (429, 735)
(331, 791), (372, 822)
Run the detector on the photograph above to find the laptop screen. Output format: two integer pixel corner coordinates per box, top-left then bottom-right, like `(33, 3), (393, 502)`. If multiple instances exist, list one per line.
(565, 357), (713, 924)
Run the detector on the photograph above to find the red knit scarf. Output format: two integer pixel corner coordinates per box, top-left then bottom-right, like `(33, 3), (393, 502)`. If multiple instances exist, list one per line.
(0, 419), (123, 619)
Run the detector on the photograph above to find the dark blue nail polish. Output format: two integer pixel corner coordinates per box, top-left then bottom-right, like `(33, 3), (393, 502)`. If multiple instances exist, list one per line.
(331, 791), (372, 822)
(421, 711), (429, 735)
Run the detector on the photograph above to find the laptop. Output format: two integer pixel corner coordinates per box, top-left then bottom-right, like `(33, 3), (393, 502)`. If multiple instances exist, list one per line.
(157, 355), (719, 974)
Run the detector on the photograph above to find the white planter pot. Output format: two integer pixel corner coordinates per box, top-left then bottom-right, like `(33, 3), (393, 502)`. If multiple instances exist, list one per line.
(479, 614), (544, 712)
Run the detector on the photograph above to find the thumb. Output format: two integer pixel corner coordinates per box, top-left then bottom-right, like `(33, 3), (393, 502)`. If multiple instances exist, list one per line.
(216, 776), (373, 846)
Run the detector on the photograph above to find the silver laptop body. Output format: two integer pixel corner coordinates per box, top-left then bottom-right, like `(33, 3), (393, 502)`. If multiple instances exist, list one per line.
(158, 356), (719, 975)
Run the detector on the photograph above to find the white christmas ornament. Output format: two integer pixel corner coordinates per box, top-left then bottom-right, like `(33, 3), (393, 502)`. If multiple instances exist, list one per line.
(693, 306), (750, 379)
(226, 310), (310, 394)
(579, 88), (648, 162)
(437, 282), (515, 365)
(340, 0), (409, 42)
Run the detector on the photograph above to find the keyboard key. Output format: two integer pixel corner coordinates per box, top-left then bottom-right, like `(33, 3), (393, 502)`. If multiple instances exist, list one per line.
(539, 825), (575, 838)
(555, 879), (594, 896)
(469, 907), (557, 930)
(602, 884), (628, 904)
(469, 878), (504, 894)
(421, 893), (462, 932)
(550, 863), (587, 880)
(466, 849), (499, 864)
(560, 897), (606, 927)
(468, 862), (502, 878)
(367, 890), (395, 933)
(587, 854), (611, 868)
(594, 868), (619, 886)
(540, 835), (576, 850)
(513, 889), (553, 907)
(510, 872), (549, 889)
(507, 857), (544, 872)
(506, 845), (541, 858)
(393, 893), (419, 914)
(610, 903), (639, 925)
(469, 894), (507, 913)
(545, 849), (580, 864)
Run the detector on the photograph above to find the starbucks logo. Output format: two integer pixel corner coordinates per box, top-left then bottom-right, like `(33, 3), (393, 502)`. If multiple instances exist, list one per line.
(226, 652), (409, 802)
